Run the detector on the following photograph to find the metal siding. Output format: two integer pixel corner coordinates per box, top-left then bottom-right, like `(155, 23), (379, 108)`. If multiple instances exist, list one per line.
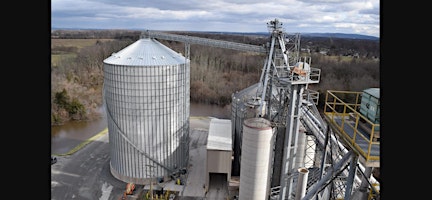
(230, 83), (260, 176)
(360, 88), (380, 124)
(103, 39), (190, 184)
(363, 88), (380, 99)
(207, 150), (232, 174)
(207, 118), (232, 151)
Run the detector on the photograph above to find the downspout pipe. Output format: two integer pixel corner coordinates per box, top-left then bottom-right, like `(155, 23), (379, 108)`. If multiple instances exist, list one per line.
(295, 167), (309, 200)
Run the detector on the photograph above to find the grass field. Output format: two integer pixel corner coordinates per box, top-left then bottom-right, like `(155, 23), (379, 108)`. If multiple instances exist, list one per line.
(51, 54), (76, 67)
(51, 38), (114, 49)
(51, 39), (114, 67)
(326, 55), (355, 62)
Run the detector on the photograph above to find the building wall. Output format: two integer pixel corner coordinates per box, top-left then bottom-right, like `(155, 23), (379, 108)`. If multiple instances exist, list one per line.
(205, 150), (232, 192)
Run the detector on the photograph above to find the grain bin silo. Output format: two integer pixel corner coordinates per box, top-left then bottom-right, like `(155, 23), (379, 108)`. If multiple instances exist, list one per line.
(231, 83), (260, 176)
(103, 37), (190, 184)
(239, 117), (274, 200)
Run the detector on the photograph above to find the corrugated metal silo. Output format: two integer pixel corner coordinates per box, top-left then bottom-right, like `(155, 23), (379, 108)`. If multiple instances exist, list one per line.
(239, 117), (274, 200)
(230, 83), (260, 176)
(103, 38), (190, 184)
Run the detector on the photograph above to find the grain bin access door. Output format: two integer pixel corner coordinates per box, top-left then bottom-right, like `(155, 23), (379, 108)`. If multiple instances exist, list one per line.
(360, 88), (380, 125)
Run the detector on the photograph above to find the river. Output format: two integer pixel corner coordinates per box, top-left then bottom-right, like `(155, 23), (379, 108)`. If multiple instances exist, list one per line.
(51, 103), (231, 155)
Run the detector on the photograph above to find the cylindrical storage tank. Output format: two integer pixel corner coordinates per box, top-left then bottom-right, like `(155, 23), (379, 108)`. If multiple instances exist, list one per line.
(103, 38), (190, 184)
(239, 117), (273, 200)
(231, 83), (259, 176)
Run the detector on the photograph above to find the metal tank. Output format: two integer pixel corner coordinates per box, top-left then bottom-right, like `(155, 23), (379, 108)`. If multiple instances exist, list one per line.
(239, 117), (274, 200)
(103, 38), (190, 184)
(231, 83), (260, 176)
(231, 83), (288, 188)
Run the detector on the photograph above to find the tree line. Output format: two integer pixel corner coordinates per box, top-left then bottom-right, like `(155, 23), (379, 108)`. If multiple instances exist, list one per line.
(51, 30), (379, 125)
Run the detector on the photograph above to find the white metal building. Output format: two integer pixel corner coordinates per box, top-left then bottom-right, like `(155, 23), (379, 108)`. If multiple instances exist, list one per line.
(205, 118), (232, 192)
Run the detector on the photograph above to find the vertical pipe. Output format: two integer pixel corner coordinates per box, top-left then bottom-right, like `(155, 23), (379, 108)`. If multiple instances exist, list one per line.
(279, 86), (298, 200)
(259, 37), (276, 115)
(295, 167), (309, 200)
(294, 130), (307, 169)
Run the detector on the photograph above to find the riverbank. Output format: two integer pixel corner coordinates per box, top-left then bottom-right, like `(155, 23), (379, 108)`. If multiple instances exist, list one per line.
(52, 128), (108, 156)
(52, 103), (230, 155)
(52, 116), (214, 156)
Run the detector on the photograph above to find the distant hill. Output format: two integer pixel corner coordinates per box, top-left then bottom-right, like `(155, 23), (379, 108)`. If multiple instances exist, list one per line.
(51, 27), (379, 41)
(301, 33), (379, 41)
(202, 31), (379, 41)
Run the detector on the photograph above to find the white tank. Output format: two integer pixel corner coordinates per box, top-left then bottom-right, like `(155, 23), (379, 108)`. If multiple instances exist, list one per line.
(239, 117), (273, 200)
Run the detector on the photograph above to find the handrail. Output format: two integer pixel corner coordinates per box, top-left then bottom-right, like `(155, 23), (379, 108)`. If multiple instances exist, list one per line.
(323, 90), (380, 164)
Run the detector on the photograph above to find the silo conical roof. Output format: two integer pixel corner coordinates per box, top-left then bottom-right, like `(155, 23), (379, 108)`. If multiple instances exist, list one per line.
(103, 38), (187, 66)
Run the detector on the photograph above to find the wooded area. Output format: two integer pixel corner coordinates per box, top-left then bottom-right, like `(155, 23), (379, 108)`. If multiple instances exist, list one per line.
(51, 30), (379, 125)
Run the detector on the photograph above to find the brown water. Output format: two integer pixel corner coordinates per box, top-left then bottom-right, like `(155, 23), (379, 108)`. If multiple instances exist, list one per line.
(190, 103), (231, 119)
(51, 103), (230, 155)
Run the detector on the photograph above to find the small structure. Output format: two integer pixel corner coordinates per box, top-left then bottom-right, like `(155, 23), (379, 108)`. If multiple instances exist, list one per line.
(360, 88), (380, 124)
(205, 118), (232, 192)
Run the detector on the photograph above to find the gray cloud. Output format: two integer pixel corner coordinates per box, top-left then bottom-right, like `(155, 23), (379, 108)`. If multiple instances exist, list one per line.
(51, 0), (380, 37)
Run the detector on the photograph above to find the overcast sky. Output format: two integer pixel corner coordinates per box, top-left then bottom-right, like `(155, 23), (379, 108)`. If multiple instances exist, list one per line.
(51, 0), (380, 38)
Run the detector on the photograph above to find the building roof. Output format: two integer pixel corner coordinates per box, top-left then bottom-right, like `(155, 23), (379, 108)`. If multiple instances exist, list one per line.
(207, 118), (232, 151)
(103, 38), (187, 66)
(363, 88), (380, 99)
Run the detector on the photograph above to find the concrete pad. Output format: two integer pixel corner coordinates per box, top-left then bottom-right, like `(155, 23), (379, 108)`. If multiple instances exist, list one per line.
(206, 173), (229, 200)
(181, 121), (210, 198)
